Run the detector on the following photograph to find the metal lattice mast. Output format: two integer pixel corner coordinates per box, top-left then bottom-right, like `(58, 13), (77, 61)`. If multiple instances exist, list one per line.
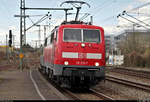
(20, 0), (26, 70)
(20, 0), (26, 46)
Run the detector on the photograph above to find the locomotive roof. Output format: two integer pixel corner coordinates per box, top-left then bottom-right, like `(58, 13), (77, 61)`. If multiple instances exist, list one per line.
(50, 21), (103, 33)
(61, 20), (92, 25)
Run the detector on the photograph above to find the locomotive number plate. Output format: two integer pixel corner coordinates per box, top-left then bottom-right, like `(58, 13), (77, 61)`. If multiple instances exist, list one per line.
(76, 61), (88, 65)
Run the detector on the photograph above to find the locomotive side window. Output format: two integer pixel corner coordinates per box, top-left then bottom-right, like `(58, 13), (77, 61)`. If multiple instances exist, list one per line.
(47, 37), (51, 45)
(50, 33), (54, 44)
(64, 29), (82, 42)
(55, 30), (58, 42)
(44, 38), (47, 46)
(83, 29), (100, 43)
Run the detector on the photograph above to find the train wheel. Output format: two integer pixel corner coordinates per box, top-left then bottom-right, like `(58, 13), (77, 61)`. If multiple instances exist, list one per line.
(41, 67), (44, 73)
(48, 70), (52, 79)
(48, 70), (51, 79)
(43, 67), (46, 74)
(50, 70), (54, 80)
(48, 69), (53, 80)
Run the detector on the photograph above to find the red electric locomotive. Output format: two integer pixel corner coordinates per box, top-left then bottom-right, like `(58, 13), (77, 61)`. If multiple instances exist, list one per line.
(40, 21), (105, 89)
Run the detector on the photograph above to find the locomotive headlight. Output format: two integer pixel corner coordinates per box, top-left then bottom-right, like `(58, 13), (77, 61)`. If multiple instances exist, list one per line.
(64, 61), (69, 65)
(95, 62), (99, 66)
(81, 43), (85, 47)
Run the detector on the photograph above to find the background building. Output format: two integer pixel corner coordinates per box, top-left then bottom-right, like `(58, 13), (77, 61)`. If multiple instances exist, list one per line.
(115, 29), (150, 49)
(105, 35), (115, 53)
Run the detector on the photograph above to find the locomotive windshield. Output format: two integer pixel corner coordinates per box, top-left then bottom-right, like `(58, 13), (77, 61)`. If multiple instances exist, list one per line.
(83, 29), (100, 43)
(64, 29), (81, 42)
(64, 28), (100, 43)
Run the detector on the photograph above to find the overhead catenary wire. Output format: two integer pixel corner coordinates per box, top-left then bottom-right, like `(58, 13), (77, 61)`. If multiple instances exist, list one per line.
(117, 14), (150, 30)
(90, 0), (118, 25)
(128, 2), (150, 12)
(93, 0), (116, 16)
(26, 13), (51, 31)
(127, 12), (150, 17)
(123, 11), (150, 28)
(125, 2), (150, 19)
(27, 13), (52, 24)
(79, 13), (90, 21)
(27, 17), (35, 24)
(143, 18), (150, 22)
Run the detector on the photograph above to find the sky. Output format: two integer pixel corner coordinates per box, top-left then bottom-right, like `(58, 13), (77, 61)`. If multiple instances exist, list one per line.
(0, 0), (150, 47)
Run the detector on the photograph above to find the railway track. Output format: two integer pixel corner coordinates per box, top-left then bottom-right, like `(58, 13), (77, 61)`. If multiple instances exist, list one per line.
(108, 67), (150, 79)
(0, 64), (11, 67)
(106, 75), (150, 93)
(0, 64), (15, 70)
(60, 88), (114, 100)
(38, 68), (114, 100)
(90, 89), (114, 100)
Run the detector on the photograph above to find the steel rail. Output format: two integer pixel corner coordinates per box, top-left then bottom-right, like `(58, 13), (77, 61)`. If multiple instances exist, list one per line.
(108, 67), (150, 79)
(62, 88), (114, 100)
(90, 89), (114, 100)
(0, 64), (13, 68)
(106, 75), (150, 93)
(61, 89), (81, 100)
(115, 67), (150, 74)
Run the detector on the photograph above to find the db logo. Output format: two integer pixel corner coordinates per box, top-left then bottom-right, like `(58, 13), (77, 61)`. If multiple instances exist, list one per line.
(78, 53), (86, 59)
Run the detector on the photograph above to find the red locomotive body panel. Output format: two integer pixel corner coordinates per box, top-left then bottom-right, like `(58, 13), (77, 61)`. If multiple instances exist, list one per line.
(53, 24), (105, 67)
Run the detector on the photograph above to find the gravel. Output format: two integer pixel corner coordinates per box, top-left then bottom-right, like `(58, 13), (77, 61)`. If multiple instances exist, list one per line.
(93, 71), (150, 100)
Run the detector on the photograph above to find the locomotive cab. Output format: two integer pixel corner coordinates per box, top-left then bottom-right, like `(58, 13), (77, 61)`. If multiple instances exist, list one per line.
(41, 23), (105, 89)
(58, 24), (105, 88)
